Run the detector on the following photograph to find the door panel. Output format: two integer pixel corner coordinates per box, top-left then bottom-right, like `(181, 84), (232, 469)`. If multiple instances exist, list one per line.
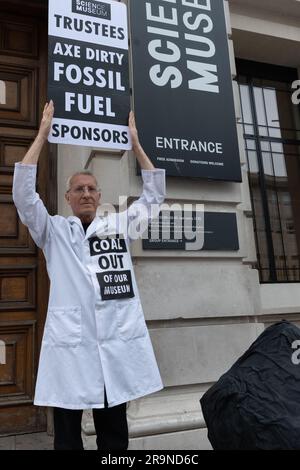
(0, 1), (51, 435)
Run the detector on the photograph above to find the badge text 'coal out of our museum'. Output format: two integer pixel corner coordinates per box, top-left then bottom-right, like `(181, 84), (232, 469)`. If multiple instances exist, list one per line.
(88, 237), (135, 300)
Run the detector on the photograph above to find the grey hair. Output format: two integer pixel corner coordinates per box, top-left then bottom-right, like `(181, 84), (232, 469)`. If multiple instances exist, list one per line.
(66, 170), (100, 192)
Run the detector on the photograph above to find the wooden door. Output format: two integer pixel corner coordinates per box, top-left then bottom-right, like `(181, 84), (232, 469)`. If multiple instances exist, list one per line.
(0, 0), (54, 435)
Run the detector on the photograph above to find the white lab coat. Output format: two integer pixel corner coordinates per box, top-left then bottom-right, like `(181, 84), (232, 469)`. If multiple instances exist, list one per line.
(13, 163), (165, 409)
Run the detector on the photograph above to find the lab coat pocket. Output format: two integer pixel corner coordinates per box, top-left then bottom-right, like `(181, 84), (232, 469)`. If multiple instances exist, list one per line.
(116, 299), (147, 342)
(45, 306), (82, 347)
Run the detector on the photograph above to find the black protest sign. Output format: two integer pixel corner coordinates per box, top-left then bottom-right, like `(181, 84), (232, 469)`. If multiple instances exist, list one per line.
(130, 0), (241, 181)
(48, 0), (131, 150)
(89, 237), (135, 300)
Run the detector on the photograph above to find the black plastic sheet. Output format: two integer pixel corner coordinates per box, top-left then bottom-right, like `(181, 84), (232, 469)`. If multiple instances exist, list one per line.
(200, 321), (300, 450)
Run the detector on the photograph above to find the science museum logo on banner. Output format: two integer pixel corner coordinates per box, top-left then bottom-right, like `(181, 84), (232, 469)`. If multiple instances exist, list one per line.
(72, 0), (111, 19)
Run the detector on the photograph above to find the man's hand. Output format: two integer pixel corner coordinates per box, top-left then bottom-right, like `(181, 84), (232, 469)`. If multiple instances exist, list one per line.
(21, 100), (54, 165)
(38, 100), (54, 142)
(128, 110), (140, 152)
(128, 110), (155, 170)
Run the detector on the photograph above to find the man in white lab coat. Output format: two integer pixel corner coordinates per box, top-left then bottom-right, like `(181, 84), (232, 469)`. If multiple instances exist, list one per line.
(12, 101), (166, 450)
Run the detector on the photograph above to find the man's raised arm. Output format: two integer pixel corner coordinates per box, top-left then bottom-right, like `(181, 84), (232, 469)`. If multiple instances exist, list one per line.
(21, 100), (54, 165)
(120, 112), (166, 241)
(128, 111), (155, 171)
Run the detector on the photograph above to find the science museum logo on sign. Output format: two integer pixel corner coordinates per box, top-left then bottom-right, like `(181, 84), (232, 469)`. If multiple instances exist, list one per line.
(72, 0), (111, 20)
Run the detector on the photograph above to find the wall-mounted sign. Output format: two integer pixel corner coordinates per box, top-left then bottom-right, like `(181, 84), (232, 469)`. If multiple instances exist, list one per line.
(48, 0), (131, 149)
(142, 211), (239, 251)
(130, 0), (241, 181)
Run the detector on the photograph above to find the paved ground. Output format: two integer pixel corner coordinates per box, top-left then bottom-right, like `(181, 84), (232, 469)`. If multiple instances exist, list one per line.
(0, 432), (53, 450)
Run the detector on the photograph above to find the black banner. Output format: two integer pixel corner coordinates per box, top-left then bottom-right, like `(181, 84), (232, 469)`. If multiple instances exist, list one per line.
(130, 0), (241, 181)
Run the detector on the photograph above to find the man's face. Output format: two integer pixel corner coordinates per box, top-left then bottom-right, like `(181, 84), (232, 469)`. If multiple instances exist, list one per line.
(65, 174), (101, 222)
